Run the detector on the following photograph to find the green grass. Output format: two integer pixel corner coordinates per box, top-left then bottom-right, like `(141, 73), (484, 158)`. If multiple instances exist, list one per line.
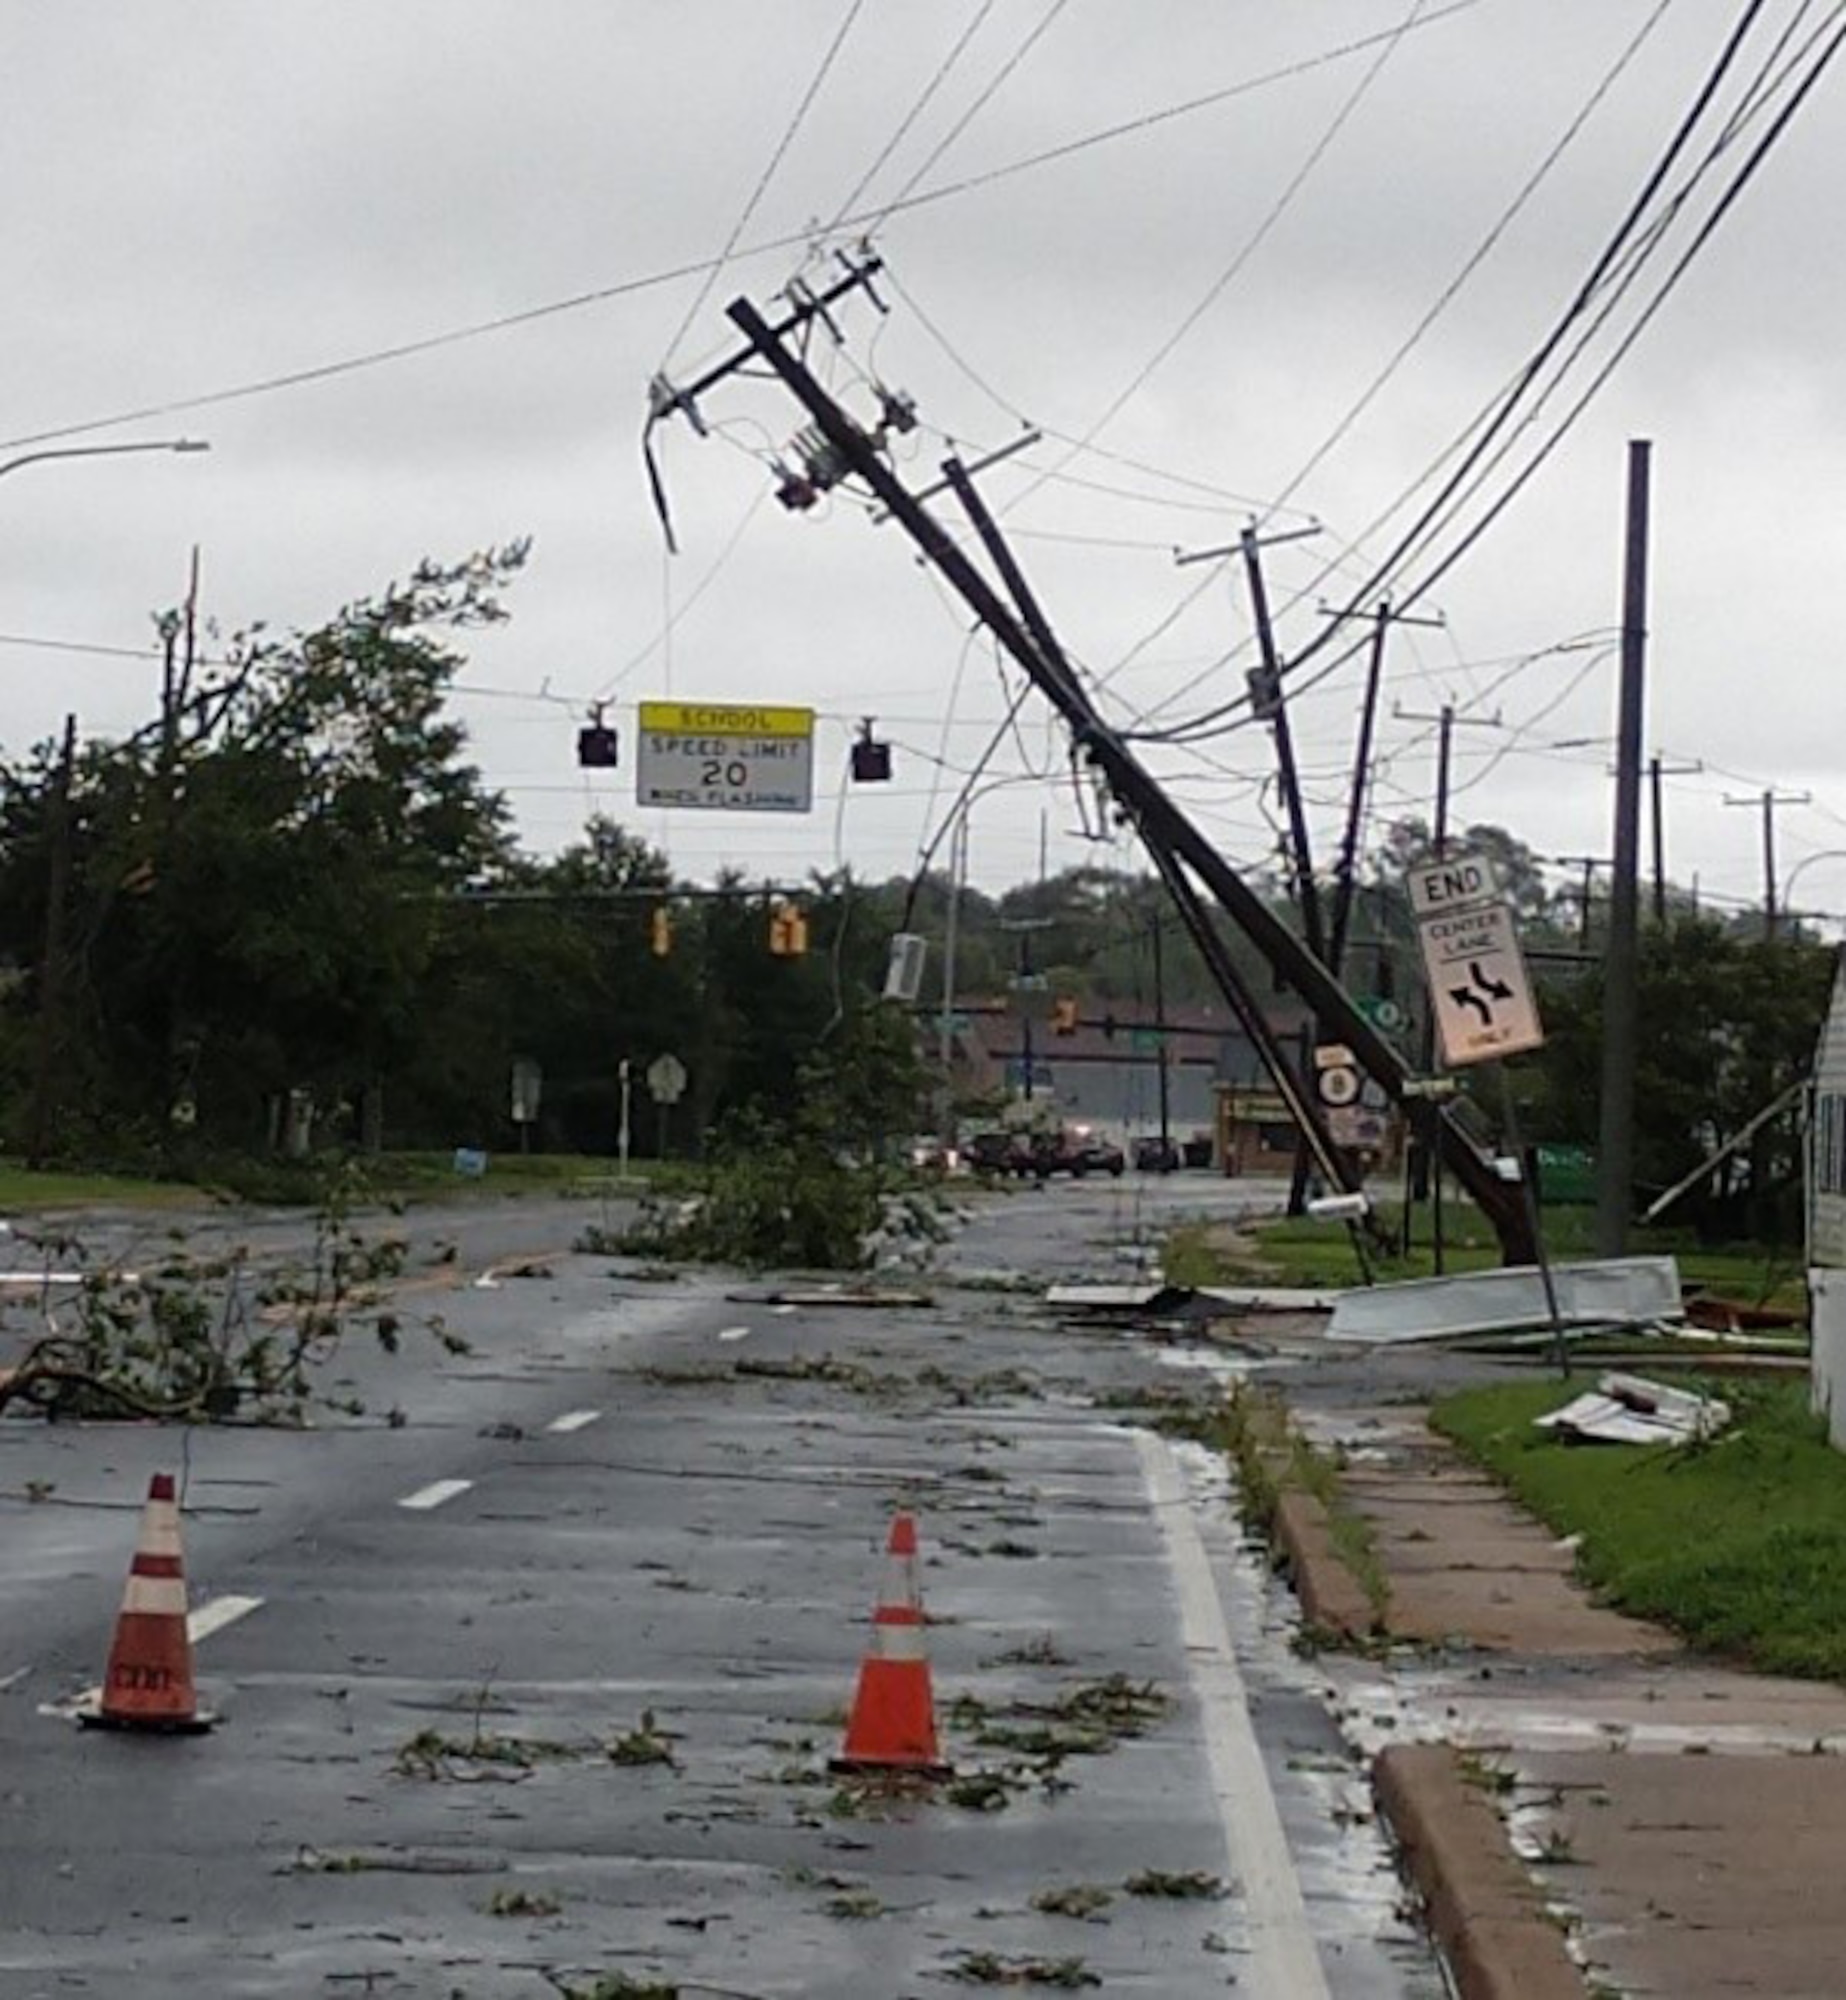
(0, 1163), (204, 1211)
(1433, 1375), (1846, 1680)
(1172, 1202), (1808, 1311)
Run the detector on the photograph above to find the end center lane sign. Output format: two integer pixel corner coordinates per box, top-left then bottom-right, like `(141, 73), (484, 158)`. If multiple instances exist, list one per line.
(1408, 851), (1545, 1067)
(637, 700), (815, 813)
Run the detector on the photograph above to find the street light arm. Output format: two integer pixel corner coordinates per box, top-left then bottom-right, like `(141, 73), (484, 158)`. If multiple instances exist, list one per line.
(1780, 849), (1846, 916)
(0, 439), (209, 482)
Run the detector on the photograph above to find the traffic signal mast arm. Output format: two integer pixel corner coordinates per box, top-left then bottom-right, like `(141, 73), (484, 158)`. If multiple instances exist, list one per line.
(723, 292), (1534, 1264)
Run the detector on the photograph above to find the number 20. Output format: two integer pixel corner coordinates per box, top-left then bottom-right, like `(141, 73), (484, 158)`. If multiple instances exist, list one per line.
(701, 758), (749, 788)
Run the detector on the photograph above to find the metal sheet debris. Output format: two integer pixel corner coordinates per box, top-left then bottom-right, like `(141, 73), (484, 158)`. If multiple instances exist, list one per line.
(1536, 1371), (1731, 1445)
(1044, 1283), (1191, 1311)
(1199, 1285), (1339, 1313)
(1326, 1256), (1683, 1344)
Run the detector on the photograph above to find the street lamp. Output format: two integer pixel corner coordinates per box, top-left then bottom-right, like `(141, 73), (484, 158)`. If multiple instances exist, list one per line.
(0, 437), (209, 483)
(17, 434), (209, 1170)
(1781, 849), (1846, 927)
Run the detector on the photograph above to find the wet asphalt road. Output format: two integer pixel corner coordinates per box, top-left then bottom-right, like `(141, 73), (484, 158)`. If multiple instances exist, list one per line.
(0, 1175), (1442, 1999)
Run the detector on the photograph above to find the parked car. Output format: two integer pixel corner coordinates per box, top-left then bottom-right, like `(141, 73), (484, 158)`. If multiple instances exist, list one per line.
(1133, 1135), (1180, 1173)
(968, 1130), (1031, 1178)
(1024, 1127), (1125, 1179)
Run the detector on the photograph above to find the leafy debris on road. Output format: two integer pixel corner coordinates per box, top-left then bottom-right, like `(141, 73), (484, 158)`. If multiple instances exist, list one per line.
(944, 1950), (1101, 1988)
(545, 1973), (681, 2000)
(606, 1709), (680, 1768)
(487, 1886), (563, 1917)
(824, 1888), (887, 1919)
(1031, 1883), (1114, 1919)
(393, 1726), (581, 1779)
(1123, 1867), (1225, 1899)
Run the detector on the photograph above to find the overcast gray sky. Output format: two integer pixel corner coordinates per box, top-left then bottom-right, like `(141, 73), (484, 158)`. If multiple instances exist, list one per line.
(6, 1), (1844, 919)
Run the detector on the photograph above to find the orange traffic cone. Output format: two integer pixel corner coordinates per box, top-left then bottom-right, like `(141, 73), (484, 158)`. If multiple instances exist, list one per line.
(831, 1511), (950, 1778)
(79, 1472), (213, 1734)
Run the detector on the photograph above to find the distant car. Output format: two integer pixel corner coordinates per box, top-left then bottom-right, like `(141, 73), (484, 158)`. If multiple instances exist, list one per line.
(1134, 1135), (1180, 1173)
(1024, 1129), (1125, 1179)
(968, 1130), (1031, 1178)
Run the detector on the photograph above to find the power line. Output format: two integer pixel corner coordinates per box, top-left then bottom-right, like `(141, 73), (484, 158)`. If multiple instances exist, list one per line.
(826, 0), (999, 227)
(657, 0), (869, 371)
(0, 5), (1484, 457)
(862, 0), (1069, 229)
(1118, 0), (1799, 744)
(1264, 0), (1676, 520)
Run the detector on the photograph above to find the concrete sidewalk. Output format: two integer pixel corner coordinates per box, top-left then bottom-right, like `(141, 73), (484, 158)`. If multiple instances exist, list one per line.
(1282, 1399), (1846, 1999)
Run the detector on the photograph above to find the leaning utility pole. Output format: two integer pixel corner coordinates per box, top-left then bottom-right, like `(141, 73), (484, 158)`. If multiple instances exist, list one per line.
(1597, 438), (1650, 1258)
(710, 291), (1538, 1260)
(1178, 522), (1327, 1214)
(1149, 907), (1172, 1155)
(1320, 601), (1444, 982)
(1240, 524), (1324, 960)
(1726, 786), (1811, 941)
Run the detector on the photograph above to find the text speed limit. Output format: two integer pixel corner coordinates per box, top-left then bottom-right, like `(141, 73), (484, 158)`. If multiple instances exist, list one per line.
(636, 700), (816, 814)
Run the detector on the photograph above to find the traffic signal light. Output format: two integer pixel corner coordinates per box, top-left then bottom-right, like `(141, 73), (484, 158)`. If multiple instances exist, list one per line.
(768, 901), (809, 956)
(650, 906), (672, 957)
(577, 702), (620, 769)
(1052, 996), (1079, 1036)
(850, 718), (893, 783)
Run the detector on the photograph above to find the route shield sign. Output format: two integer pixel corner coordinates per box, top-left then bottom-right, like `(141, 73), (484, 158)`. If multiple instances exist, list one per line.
(646, 1053), (688, 1105)
(637, 700), (815, 813)
(1408, 850), (1544, 1067)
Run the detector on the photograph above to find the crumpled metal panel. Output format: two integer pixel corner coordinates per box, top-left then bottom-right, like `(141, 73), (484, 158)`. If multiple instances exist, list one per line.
(1327, 1256), (1683, 1343)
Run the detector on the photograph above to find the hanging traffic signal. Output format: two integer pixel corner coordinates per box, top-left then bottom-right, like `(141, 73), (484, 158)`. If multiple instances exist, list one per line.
(768, 900), (809, 956)
(650, 906), (673, 957)
(850, 717), (892, 783)
(577, 701), (620, 769)
(1052, 996), (1079, 1036)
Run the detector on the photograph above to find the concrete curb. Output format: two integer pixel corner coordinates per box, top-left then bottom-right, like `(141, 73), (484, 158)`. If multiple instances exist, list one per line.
(1271, 1487), (1376, 1639)
(1373, 1744), (1585, 2000)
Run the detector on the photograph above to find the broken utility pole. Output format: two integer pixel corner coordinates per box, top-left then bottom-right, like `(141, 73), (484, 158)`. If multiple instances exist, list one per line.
(696, 288), (1537, 1263)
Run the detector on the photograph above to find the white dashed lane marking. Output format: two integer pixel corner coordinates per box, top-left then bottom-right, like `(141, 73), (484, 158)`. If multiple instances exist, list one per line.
(188, 1593), (265, 1644)
(546, 1409), (602, 1434)
(718, 1325), (752, 1343)
(397, 1478), (473, 1512)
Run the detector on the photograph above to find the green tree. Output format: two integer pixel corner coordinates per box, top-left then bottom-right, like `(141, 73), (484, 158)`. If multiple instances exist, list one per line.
(0, 547), (526, 1161)
(1533, 916), (1830, 1241)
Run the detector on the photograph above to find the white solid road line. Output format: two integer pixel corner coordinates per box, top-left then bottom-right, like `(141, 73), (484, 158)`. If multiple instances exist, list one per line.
(188, 1593), (265, 1644)
(717, 1325), (752, 1343)
(546, 1408), (602, 1434)
(1136, 1430), (1331, 2000)
(397, 1478), (473, 1512)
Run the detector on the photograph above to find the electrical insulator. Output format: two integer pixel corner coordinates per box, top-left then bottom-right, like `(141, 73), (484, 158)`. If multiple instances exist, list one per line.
(875, 385), (918, 435)
(793, 424), (849, 492)
(774, 461), (819, 512)
(650, 907), (672, 958)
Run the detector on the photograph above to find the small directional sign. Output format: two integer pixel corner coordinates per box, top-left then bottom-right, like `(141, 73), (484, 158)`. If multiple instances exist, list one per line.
(646, 1053), (689, 1105)
(1408, 850), (1545, 1067)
